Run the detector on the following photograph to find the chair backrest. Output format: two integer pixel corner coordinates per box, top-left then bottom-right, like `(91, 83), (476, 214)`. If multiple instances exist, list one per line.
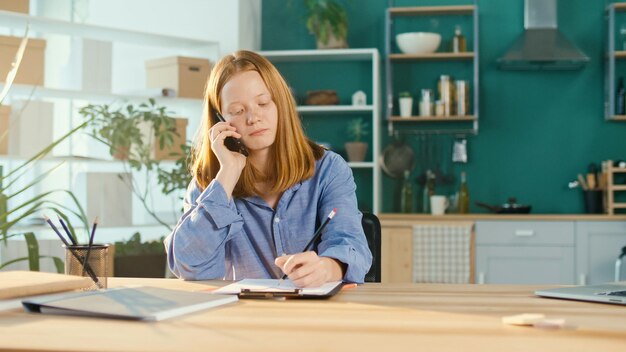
(361, 212), (381, 283)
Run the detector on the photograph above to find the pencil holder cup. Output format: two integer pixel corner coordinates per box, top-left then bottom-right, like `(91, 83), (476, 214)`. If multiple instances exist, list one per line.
(64, 244), (110, 290)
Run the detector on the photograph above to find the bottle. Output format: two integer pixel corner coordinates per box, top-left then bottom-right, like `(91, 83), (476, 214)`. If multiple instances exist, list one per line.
(452, 26), (466, 53)
(458, 171), (470, 214)
(422, 170), (436, 213)
(617, 77), (625, 116)
(400, 170), (413, 213)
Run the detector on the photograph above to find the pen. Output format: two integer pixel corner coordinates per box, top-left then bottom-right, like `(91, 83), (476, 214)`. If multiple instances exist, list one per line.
(281, 208), (337, 280)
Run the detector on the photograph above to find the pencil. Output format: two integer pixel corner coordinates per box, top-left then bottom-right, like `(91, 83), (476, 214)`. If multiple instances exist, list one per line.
(57, 216), (77, 246)
(281, 208), (337, 280)
(43, 215), (100, 286)
(82, 217), (99, 276)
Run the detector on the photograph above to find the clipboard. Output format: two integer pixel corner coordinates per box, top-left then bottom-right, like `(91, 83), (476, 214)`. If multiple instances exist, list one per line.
(212, 279), (344, 299)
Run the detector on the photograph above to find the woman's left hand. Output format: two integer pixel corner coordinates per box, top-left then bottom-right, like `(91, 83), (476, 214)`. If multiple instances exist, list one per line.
(274, 252), (345, 288)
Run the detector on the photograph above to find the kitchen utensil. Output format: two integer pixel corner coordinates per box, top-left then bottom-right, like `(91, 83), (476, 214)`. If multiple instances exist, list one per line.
(475, 197), (532, 214)
(380, 136), (416, 178)
(453, 137), (468, 163)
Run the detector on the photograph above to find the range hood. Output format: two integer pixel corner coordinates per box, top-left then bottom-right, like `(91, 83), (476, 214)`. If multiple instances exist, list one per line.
(497, 0), (589, 70)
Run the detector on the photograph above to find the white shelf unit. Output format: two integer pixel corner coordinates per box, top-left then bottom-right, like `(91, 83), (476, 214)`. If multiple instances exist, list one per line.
(259, 48), (381, 214)
(0, 10), (218, 249)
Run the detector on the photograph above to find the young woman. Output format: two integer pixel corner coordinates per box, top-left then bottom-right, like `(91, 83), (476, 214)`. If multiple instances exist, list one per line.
(164, 50), (372, 288)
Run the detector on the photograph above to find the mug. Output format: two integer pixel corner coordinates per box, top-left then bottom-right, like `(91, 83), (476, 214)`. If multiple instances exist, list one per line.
(430, 195), (449, 215)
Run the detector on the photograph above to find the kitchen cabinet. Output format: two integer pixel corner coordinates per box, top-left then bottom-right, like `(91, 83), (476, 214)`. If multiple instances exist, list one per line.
(258, 49), (381, 213)
(576, 221), (626, 284)
(384, 3), (479, 135)
(475, 221), (575, 284)
(605, 2), (626, 121)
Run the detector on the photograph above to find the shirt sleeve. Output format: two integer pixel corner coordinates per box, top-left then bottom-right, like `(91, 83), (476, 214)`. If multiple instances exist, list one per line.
(164, 179), (244, 280)
(315, 153), (373, 283)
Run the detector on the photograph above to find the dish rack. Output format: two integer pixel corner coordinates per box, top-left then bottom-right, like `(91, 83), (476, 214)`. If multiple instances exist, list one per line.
(602, 160), (626, 214)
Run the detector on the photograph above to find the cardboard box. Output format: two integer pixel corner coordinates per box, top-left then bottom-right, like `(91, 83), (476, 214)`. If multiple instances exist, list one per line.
(154, 117), (188, 160)
(0, 105), (9, 154)
(137, 117), (188, 161)
(0, 35), (46, 86)
(8, 100), (53, 157)
(0, 0), (29, 14)
(145, 56), (211, 99)
(85, 172), (133, 227)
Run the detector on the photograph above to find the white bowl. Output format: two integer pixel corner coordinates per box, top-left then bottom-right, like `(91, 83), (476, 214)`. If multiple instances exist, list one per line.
(396, 32), (441, 54)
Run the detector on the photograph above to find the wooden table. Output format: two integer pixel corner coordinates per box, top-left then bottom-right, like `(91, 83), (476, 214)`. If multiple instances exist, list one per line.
(0, 278), (625, 351)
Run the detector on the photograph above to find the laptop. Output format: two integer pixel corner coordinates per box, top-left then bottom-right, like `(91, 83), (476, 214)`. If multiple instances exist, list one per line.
(535, 282), (626, 305)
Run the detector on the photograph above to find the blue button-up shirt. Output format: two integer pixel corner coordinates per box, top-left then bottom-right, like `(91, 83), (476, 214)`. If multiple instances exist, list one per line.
(164, 151), (372, 283)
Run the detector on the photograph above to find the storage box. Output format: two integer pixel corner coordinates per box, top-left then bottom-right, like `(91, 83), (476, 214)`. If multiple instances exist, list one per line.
(85, 172), (133, 227)
(145, 56), (211, 99)
(0, 105), (9, 154)
(8, 100), (53, 157)
(0, 35), (46, 86)
(0, 0), (29, 14)
(137, 117), (188, 161)
(154, 117), (188, 160)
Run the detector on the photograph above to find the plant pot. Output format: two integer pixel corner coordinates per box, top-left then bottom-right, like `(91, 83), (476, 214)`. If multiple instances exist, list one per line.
(112, 145), (130, 160)
(345, 142), (368, 162)
(316, 24), (348, 49)
(399, 97), (413, 117)
(114, 253), (167, 278)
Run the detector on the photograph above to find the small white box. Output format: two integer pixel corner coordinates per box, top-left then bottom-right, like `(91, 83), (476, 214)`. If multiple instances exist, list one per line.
(84, 172), (133, 227)
(81, 39), (112, 93)
(9, 100), (54, 157)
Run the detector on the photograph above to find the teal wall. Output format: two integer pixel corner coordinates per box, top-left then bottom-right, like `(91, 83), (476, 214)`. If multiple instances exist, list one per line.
(262, 0), (626, 214)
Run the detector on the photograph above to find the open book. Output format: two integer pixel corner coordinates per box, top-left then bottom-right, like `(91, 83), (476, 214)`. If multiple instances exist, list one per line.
(22, 286), (238, 321)
(212, 279), (343, 298)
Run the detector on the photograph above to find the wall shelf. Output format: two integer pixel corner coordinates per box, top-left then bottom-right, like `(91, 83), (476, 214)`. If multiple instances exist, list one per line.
(385, 3), (479, 135)
(297, 105), (374, 114)
(0, 83), (202, 106)
(389, 115), (476, 122)
(0, 9), (218, 50)
(389, 5), (475, 16)
(389, 52), (474, 61)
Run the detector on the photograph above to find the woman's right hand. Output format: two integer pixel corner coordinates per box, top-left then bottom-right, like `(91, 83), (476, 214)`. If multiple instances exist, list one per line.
(209, 121), (247, 197)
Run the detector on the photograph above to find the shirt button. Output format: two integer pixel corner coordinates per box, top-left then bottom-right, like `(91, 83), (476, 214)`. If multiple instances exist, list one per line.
(274, 217), (280, 223)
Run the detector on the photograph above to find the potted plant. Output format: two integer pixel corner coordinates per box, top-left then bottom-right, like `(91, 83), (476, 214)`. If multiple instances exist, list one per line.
(398, 91), (413, 118)
(113, 232), (167, 278)
(344, 118), (369, 162)
(304, 0), (349, 49)
(79, 99), (183, 230)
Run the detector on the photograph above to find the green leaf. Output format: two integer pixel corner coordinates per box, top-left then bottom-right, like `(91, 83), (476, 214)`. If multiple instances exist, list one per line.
(24, 232), (40, 271)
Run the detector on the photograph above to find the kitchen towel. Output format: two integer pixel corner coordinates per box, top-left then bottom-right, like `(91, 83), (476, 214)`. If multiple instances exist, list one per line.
(412, 222), (474, 284)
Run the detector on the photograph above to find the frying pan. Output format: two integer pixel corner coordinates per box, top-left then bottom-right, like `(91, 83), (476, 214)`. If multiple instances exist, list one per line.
(379, 136), (415, 179)
(475, 197), (532, 214)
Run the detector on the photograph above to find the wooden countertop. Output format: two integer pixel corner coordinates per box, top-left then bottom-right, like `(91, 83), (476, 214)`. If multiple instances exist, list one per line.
(379, 213), (626, 224)
(0, 278), (624, 351)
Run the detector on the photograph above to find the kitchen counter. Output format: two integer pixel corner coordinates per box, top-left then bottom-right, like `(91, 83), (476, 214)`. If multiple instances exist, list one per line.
(379, 213), (626, 224)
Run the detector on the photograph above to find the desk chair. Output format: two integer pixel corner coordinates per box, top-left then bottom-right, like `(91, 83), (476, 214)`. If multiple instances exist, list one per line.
(362, 212), (381, 283)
